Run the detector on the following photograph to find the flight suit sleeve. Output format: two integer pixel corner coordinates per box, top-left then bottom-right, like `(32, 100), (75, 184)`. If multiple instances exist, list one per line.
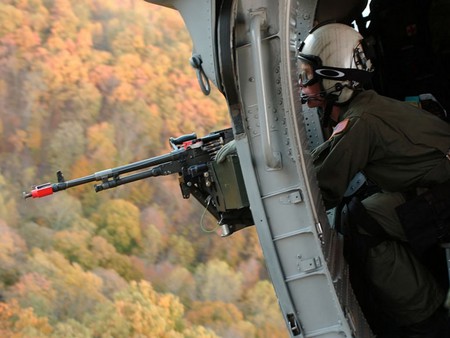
(311, 117), (374, 209)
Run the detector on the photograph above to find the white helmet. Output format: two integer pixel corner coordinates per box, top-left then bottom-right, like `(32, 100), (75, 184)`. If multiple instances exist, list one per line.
(298, 23), (373, 104)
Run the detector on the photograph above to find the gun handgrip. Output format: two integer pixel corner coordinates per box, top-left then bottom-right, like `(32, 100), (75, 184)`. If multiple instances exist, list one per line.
(169, 133), (197, 147)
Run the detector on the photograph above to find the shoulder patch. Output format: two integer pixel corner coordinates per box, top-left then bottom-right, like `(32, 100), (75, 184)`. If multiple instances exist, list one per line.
(330, 118), (349, 138)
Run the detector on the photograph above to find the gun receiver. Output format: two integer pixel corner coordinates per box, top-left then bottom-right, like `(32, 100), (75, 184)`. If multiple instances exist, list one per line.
(23, 128), (253, 236)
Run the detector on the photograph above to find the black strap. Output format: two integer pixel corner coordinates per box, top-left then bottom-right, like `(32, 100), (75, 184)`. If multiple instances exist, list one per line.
(347, 196), (388, 241)
(396, 180), (450, 256)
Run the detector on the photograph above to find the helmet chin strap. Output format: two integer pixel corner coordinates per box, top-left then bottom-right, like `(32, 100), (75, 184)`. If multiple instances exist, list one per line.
(299, 90), (333, 128)
(301, 82), (355, 127)
(321, 82), (351, 127)
(321, 94), (338, 128)
(321, 81), (363, 128)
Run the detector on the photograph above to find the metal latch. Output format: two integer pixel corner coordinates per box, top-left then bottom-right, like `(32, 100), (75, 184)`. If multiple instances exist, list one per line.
(280, 190), (303, 204)
(298, 256), (322, 273)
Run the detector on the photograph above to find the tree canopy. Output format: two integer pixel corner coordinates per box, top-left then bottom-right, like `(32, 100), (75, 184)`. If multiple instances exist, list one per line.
(0, 0), (288, 336)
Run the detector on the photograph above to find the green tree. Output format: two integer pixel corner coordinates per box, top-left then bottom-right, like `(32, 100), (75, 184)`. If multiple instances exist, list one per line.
(166, 234), (196, 267)
(50, 319), (92, 338)
(91, 199), (141, 254)
(90, 235), (143, 281)
(52, 230), (95, 269)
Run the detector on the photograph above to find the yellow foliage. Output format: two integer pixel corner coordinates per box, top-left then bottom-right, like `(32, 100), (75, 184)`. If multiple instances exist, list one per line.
(187, 300), (244, 324)
(0, 1), (274, 337)
(91, 199), (141, 254)
(86, 122), (117, 169)
(46, 35), (66, 52)
(115, 53), (142, 81)
(0, 4), (23, 36)
(26, 126), (42, 151)
(49, 0), (79, 39)
(17, 0), (50, 33)
(112, 82), (136, 103)
(114, 25), (146, 55)
(87, 280), (189, 337)
(76, 28), (93, 59)
(67, 155), (93, 198)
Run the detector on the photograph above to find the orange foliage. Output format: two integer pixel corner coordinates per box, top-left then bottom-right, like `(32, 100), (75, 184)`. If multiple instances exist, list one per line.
(69, 155), (94, 198)
(7, 129), (27, 153)
(187, 300), (244, 324)
(12, 26), (41, 61)
(89, 64), (117, 95)
(0, 0), (277, 336)
(76, 28), (93, 59)
(0, 300), (52, 336)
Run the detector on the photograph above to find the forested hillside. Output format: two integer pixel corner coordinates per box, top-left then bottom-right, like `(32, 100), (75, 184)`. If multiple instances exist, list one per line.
(0, 0), (288, 337)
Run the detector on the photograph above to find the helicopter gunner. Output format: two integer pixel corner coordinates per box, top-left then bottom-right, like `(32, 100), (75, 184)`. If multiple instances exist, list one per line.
(299, 23), (450, 337)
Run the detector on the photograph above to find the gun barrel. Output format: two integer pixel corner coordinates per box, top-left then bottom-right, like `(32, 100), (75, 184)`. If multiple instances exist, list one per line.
(24, 148), (186, 199)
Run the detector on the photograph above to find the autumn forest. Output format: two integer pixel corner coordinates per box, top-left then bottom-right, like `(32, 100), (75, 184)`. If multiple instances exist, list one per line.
(0, 0), (288, 337)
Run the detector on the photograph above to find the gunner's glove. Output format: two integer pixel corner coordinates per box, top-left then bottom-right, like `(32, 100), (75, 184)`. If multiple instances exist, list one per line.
(216, 139), (237, 163)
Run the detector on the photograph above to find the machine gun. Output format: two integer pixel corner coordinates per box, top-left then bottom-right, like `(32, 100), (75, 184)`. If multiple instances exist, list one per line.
(23, 128), (253, 236)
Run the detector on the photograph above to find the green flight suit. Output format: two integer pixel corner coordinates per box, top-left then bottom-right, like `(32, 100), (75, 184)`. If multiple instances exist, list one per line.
(311, 90), (450, 326)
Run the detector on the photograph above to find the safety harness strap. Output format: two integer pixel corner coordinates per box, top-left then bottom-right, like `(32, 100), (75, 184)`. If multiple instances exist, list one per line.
(340, 196), (388, 246)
